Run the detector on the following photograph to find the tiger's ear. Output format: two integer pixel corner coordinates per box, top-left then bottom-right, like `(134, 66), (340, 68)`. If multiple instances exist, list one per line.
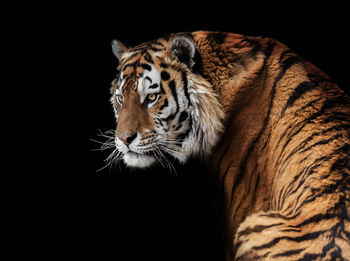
(111, 40), (127, 61)
(170, 35), (196, 68)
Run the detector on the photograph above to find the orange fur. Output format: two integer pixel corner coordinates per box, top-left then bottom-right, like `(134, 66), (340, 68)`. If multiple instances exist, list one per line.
(192, 31), (350, 260)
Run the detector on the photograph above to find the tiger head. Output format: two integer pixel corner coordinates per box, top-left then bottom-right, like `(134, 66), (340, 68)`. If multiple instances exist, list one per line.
(110, 33), (224, 168)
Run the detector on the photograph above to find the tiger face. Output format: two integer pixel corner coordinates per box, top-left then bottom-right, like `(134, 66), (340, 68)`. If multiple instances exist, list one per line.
(110, 35), (224, 168)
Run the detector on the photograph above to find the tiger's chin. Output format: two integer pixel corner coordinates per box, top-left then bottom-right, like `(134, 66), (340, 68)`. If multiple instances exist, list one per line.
(123, 151), (156, 168)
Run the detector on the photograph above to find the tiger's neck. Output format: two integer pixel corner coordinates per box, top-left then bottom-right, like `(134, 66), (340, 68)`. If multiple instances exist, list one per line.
(193, 31), (279, 254)
(193, 31), (273, 121)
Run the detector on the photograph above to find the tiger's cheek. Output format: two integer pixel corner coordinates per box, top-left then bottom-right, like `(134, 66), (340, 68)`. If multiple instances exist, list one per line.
(148, 95), (168, 133)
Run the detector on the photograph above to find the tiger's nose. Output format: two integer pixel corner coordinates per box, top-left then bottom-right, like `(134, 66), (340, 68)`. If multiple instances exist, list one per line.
(117, 133), (137, 145)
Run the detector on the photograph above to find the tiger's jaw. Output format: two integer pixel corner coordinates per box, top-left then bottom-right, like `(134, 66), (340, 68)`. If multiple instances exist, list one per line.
(115, 135), (158, 168)
(123, 151), (156, 168)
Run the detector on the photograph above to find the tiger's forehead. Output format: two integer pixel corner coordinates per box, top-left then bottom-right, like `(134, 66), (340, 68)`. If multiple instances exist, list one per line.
(118, 57), (159, 92)
(116, 39), (169, 92)
(119, 39), (168, 74)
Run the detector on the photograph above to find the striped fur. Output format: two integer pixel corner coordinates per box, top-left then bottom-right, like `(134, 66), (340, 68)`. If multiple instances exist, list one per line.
(110, 31), (350, 260)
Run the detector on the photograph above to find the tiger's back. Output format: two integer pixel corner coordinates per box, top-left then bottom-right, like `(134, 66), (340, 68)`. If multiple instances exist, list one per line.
(195, 32), (350, 260)
(109, 31), (350, 260)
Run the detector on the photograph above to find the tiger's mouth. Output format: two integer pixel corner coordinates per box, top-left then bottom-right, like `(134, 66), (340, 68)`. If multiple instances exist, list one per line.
(123, 149), (156, 168)
(127, 151), (143, 156)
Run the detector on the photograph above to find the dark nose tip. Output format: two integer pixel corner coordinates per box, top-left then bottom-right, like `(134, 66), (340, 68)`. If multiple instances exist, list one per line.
(117, 133), (137, 145)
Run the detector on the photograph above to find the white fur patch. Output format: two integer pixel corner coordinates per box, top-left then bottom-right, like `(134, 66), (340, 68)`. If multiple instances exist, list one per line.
(123, 152), (156, 168)
(137, 64), (161, 104)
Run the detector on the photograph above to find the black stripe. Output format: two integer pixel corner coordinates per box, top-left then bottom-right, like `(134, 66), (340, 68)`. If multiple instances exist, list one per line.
(130, 45), (148, 52)
(122, 52), (139, 63)
(278, 124), (350, 168)
(298, 134), (342, 154)
(160, 63), (168, 68)
(277, 185), (287, 210)
(178, 111), (188, 124)
(217, 141), (232, 175)
(280, 81), (318, 117)
(286, 144), (350, 202)
(241, 37), (263, 59)
(279, 49), (297, 61)
(175, 124), (182, 131)
(149, 83), (159, 89)
(161, 80), (179, 122)
(155, 117), (164, 127)
(344, 230), (350, 240)
(281, 228), (301, 232)
(161, 71), (170, 81)
(250, 172), (261, 210)
(306, 95), (350, 120)
(322, 111), (350, 124)
(280, 56), (301, 73)
(259, 212), (300, 220)
(253, 229), (326, 250)
(278, 96), (350, 156)
(290, 213), (338, 228)
(151, 41), (164, 47)
(307, 73), (334, 84)
(159, 98), (168, 111)
(329, 248), (343, 260)
(221, 160), (233, 183)
(236, 251), (270, 260)
(297, 253), (322, 261)
(297, 239), (340, 261)
(122, 61), (138, 71)
(284, 155), (332, 199)
(140, 63), (151, 71)
(272, 248), (305, 258)
(256, 41), (275, 77)
(238, 222), (283, 236)
(177, 116), (192, 142)
(150, 47), (162, 52)
(294, 181), (342, 214)
(207, 32), (228, 44)
(217, 143), (236, 208)
(233, 240), (242, 255)
(143, 52), (154, 64)
(294, 97), (323, 115)
(182, 71), (192, 106)
(289, 182), (311, 208)
(160, 82), (166, 94)
(168, 80), (178, 103)
(144, 76), (152, 83)
(250, 41), (276, 152)
(330, 156), (350, 173)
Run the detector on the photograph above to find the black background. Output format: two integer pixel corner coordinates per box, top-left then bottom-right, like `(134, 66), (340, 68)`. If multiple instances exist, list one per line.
(55, 3), (350, 260)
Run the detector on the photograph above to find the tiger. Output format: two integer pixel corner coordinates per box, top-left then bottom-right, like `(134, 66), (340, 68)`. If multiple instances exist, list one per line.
(109, 31), (350, 260)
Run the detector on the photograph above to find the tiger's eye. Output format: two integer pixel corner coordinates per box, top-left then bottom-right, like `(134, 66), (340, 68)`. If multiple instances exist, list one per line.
(116, 95), (124, 105)
(147, 93), (157, 102)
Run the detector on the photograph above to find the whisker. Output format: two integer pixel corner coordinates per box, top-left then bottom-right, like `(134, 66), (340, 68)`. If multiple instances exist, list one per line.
(90, 139), (115, 151)
(162, 129), (190, 135)
(154, 147), (177, 175)
(97, 128), (115, 136)
(157, 142), (190, 154)
(158, 140), (192, 146)
(95, 149), (118, 173)
(153, 149), (167, 169)
(92, 129), (123, 173)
